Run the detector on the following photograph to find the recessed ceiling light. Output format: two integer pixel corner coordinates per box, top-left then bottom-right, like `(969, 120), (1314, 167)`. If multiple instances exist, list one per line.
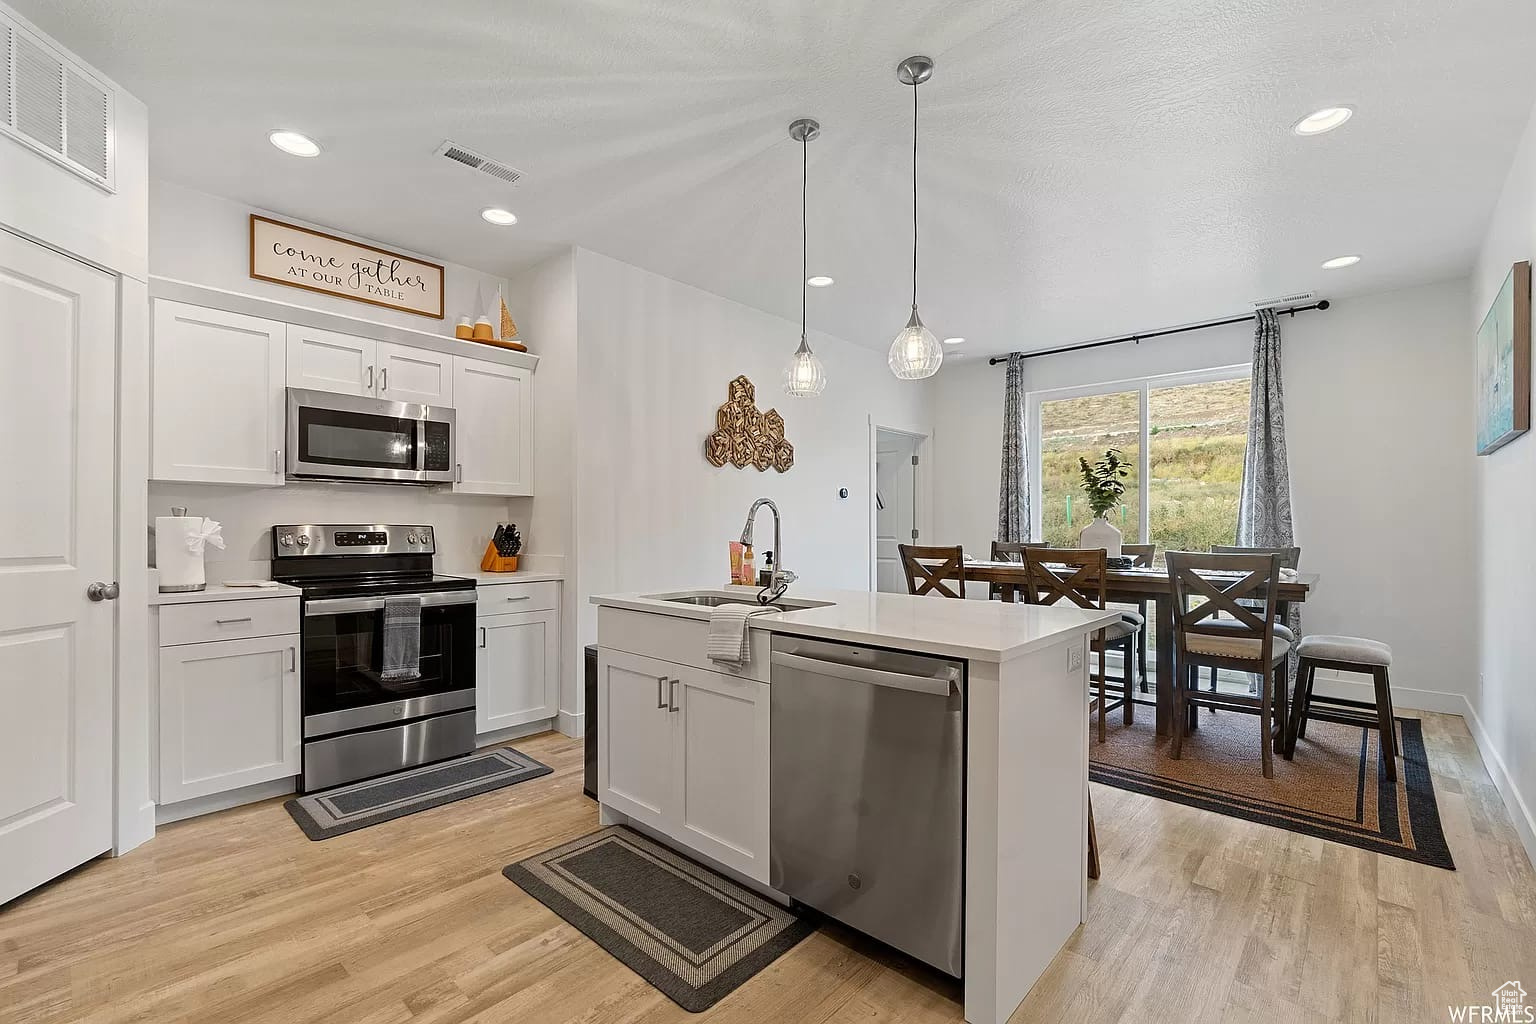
(481, 208), (518, 226)
(268, 130), (320, 157)
(1293, 106), (1353, 136)
(1321, 254), (1361, 269)
(807, 275), (834, 287)
(943, 337), (965, 345)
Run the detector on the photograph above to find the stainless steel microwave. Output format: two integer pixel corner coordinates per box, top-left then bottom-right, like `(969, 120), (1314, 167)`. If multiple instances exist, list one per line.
(286, 388), (455, 484)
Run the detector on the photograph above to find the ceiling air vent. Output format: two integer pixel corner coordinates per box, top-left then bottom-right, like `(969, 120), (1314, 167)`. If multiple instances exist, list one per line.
(1252, 291), (1316, 310)
(434, 140), (523, 184)
(0, 11), (116, 192)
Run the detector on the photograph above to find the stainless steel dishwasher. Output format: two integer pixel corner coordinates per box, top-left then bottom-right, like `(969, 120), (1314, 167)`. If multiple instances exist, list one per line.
(769, 633), (965, 977)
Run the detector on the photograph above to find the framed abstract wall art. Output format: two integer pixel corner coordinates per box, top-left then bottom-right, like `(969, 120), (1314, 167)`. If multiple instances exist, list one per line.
(1476, 260), (1531, 456)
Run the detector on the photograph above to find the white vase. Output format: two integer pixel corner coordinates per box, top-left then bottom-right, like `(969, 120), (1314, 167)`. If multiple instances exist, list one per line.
(1080, 515), (1123, 557)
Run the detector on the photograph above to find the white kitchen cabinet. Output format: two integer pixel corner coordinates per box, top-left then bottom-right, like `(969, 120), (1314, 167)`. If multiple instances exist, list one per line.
(151, 300), (286, 486)
(477, 606), (559, 734)
(597, 649), (770, 881)
(286, 328), (454, 407)
(157, 633), (301, 804)
(285, 325), (374, 396)
(376, 341), (453, 405)
(453, 356), (533, 496)
(672, 666), (770, 880)
(597, 649), (676, 834)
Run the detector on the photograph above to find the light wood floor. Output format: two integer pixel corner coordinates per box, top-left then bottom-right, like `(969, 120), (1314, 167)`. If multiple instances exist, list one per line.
(3, 713), (1534, 1024)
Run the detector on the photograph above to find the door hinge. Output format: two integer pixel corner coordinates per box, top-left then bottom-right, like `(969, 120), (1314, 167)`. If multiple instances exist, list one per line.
(910, 528), (919, 541)
(911, 455), (919, 466)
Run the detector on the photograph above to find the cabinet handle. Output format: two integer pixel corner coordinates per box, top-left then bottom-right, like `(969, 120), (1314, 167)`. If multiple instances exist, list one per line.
(479, 626), (487, 648)
(288, 646), (296, 672)
(366, 365), (374, 390)
(273, 448), (281, 473)
(455, 463), (464, 484)
(669, 678), (679, 713)
(380, 367), (388, 392)
(656, 677), (667, 710)
(215, 616), (253, 625)
(505, 595), (531, 602)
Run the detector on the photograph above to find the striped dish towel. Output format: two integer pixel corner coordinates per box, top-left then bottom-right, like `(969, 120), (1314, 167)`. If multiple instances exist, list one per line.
(706, 603), (775, 666)
(381, 595), (422, 682)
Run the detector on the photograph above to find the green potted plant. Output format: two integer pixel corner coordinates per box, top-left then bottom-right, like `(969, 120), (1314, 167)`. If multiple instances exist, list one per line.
(1078, 447), (1129, 556)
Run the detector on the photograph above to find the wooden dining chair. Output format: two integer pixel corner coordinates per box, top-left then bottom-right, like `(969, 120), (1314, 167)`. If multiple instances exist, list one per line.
(1205, 545), (1301, 694)
(1120, 543), (1155, 692)
(1022, 547), (1138, 742)
(988, 540), (1046, 600)
(1166, 551), (1290, 777)
(898, 544), (966, 598)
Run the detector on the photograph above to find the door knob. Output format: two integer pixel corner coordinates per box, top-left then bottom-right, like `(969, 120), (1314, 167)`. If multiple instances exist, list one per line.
(86, 581), (120, 601)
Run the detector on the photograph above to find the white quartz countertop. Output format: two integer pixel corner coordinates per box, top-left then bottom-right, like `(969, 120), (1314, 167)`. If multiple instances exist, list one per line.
(443, 571), (565, 585)
(150, 581), (302, 606)
(592, 586), (1120, 663)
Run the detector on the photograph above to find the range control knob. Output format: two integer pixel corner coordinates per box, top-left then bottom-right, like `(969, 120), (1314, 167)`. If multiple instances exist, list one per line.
(407, 533), (419, 544)
(279, 534), (294, 548)
(296, 535), (310, 548)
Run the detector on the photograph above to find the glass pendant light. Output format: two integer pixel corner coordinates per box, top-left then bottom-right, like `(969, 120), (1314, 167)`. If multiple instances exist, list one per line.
(888, 55), (943, 380)
(783, 117), (827, 397)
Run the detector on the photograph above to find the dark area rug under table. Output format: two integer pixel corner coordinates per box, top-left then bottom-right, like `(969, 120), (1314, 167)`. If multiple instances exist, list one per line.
(285, 745), (552, 840)
(504, 825), (815, 1011)
(1090, 707), (1454, 869)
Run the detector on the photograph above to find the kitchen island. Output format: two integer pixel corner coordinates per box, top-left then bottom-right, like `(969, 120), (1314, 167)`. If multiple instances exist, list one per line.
(591, 585), (1119, 1024)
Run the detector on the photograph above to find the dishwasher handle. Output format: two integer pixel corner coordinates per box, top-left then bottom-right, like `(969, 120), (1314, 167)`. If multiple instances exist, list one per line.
(770, 650), (957, 696)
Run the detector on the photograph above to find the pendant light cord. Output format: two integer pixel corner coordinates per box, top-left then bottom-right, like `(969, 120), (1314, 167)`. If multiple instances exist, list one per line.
(911, 78), (919, 310)
(801, 132), (808, 342)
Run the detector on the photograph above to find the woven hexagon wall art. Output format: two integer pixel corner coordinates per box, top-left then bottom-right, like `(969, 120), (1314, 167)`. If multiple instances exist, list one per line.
(703, 375), (794, 473)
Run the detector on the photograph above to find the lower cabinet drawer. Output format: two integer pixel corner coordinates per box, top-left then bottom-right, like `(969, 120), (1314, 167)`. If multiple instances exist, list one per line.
(160, 597), (300, 647)
(477, 581), (559, 614)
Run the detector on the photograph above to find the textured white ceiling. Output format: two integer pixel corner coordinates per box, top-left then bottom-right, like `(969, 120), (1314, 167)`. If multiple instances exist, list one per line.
(17, 0), (1536, 357)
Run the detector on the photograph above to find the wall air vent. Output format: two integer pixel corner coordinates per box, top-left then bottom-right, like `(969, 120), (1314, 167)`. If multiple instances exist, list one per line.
(434, 140), (523, 184)
(0, 10), (115, 191)
(1252, 291), (1316, 310)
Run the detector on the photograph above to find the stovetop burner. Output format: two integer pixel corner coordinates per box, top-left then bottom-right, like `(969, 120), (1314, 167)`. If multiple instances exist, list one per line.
(288, 573), (476, 600)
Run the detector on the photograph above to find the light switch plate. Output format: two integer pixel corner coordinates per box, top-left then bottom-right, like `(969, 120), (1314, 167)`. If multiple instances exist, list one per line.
(1067, 643), (1084, 673)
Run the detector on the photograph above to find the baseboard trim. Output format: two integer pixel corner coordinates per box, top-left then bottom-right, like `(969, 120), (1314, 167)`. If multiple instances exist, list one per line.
(156, 777), (296, 826)
(476, 720), (556, 747)
(1461, 696), (1536, 871)
(557, 709), (585, 739)
(1307, 669), (1468, 715)
(113, 799), (156, 856)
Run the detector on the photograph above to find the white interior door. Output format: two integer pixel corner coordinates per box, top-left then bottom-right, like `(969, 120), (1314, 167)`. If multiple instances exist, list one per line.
(875, 431), (918, 593)
(0, 230), (117, 905)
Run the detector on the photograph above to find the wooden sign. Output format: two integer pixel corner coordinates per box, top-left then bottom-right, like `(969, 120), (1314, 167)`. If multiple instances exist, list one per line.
(249, 215), (444, 319)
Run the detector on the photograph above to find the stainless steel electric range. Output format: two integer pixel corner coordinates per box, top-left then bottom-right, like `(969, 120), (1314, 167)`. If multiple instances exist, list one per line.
(271, 524), (476, 792)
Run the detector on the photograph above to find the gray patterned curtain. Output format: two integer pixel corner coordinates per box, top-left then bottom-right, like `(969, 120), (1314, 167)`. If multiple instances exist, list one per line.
(1237, 308), (1300, 677)
(1237, 309), (1294, 547)
(997, 353), (1030, 542)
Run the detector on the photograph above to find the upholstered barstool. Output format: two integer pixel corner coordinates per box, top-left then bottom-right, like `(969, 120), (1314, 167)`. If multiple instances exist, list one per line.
(1284, 635), (1398, 780)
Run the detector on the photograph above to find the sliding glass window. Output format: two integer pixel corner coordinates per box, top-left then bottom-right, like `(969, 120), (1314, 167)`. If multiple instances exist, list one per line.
(1029, 366), (1250, 561)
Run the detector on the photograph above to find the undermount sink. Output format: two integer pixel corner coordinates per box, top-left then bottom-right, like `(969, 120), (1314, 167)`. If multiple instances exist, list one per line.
(643, 591), (834, 613)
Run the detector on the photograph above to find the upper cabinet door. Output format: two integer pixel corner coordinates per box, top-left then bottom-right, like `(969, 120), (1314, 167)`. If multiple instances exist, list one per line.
(286, 325), (376, 396)
(152, 300), (286, 486)
(376, 342), (453, 406)
(453, 357), (533, 496)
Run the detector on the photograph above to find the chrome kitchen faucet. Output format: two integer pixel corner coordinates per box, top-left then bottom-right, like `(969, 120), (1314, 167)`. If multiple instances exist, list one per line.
(740, 498), (797, 604)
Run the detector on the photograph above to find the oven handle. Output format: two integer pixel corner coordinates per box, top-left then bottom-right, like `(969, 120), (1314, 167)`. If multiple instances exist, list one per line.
(304, 591), (477, 616)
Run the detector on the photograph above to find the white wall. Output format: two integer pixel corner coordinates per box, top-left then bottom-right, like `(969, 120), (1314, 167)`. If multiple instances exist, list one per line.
(1471, 96), (1536, 859)
(147, 180), (536, 579)
(930, 279), (1479, 709)
(150, 179), (514, 337)
(570, 246), (933, 685)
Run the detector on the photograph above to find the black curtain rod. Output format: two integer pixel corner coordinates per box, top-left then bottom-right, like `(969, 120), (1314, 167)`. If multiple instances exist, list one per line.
(986, 300), (1331, 365)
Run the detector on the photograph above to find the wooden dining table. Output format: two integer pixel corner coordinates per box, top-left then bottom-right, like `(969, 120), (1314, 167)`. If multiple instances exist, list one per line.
(951, 560), (1319, 736)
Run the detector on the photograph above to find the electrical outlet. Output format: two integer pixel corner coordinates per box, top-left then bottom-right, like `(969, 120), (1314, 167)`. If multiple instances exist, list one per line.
(1067, 644), (1084, 673)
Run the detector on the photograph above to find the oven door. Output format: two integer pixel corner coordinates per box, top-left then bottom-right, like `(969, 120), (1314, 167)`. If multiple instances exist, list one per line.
(286, 387), (454, 484)
(300, 590), (476, 737)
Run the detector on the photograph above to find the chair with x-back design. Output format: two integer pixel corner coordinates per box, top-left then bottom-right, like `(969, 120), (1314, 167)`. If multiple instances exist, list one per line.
(898, 544), (967, 599)
(1021, 547), (1138, 742)
(1166, 550), (1290, 777)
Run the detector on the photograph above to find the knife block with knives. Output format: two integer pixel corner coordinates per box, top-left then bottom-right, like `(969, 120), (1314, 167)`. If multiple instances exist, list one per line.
(480, 523), (523, 573)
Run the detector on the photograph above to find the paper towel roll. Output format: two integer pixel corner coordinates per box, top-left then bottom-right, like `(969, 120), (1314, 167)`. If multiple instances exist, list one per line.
(155, 516), (206, 592)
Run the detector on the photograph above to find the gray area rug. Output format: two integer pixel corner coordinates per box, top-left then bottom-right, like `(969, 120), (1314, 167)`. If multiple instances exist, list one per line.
(285, 746), (552, 840)
(503, 826), (815, 1012)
